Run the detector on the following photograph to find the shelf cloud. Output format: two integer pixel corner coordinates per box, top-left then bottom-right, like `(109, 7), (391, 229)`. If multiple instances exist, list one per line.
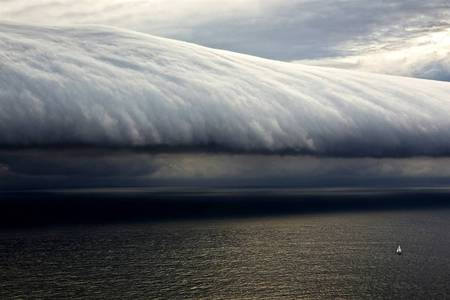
(1, 22), (450, 157)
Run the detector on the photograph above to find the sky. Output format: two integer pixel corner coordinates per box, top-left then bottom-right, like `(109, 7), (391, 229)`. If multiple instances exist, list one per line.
(0, 0), (449, 81)
(1, 1), (450, 190)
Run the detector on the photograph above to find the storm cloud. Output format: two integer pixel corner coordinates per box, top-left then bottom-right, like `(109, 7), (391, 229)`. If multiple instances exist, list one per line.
(3, 148), (450, 190)
(1, 23), (450, 157)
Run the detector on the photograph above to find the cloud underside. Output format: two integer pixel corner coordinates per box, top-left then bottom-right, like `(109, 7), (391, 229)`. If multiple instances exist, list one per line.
(2, 150), (450, 190)
(2, 23), (450, 157)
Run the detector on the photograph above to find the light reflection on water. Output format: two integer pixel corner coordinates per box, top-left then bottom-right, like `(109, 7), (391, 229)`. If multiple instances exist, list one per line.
(1, 209), (450, 299)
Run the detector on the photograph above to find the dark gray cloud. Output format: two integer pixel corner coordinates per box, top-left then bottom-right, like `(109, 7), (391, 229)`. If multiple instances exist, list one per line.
(2, 149), (450, 190)
(0, 149), (160, 177)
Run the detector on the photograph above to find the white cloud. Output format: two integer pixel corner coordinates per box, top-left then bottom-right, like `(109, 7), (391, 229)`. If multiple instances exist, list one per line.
(1, 22), (450, 157)
(300, 29), (450, 81)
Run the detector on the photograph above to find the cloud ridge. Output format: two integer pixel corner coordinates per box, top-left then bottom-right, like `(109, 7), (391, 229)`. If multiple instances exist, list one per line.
(1, 23), (450, 157)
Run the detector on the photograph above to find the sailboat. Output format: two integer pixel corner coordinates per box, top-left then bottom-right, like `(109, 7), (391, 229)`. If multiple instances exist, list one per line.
(396, 245), (402, 255)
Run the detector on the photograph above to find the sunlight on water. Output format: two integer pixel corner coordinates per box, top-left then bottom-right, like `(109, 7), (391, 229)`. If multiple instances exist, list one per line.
(1, 209), (450, 299)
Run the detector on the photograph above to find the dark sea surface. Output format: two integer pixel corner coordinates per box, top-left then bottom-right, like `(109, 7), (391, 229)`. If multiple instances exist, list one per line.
(1, 208), (450, 299)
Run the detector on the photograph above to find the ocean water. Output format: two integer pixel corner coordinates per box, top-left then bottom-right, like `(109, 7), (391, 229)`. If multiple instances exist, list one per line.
(1, 209), (449, 299)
